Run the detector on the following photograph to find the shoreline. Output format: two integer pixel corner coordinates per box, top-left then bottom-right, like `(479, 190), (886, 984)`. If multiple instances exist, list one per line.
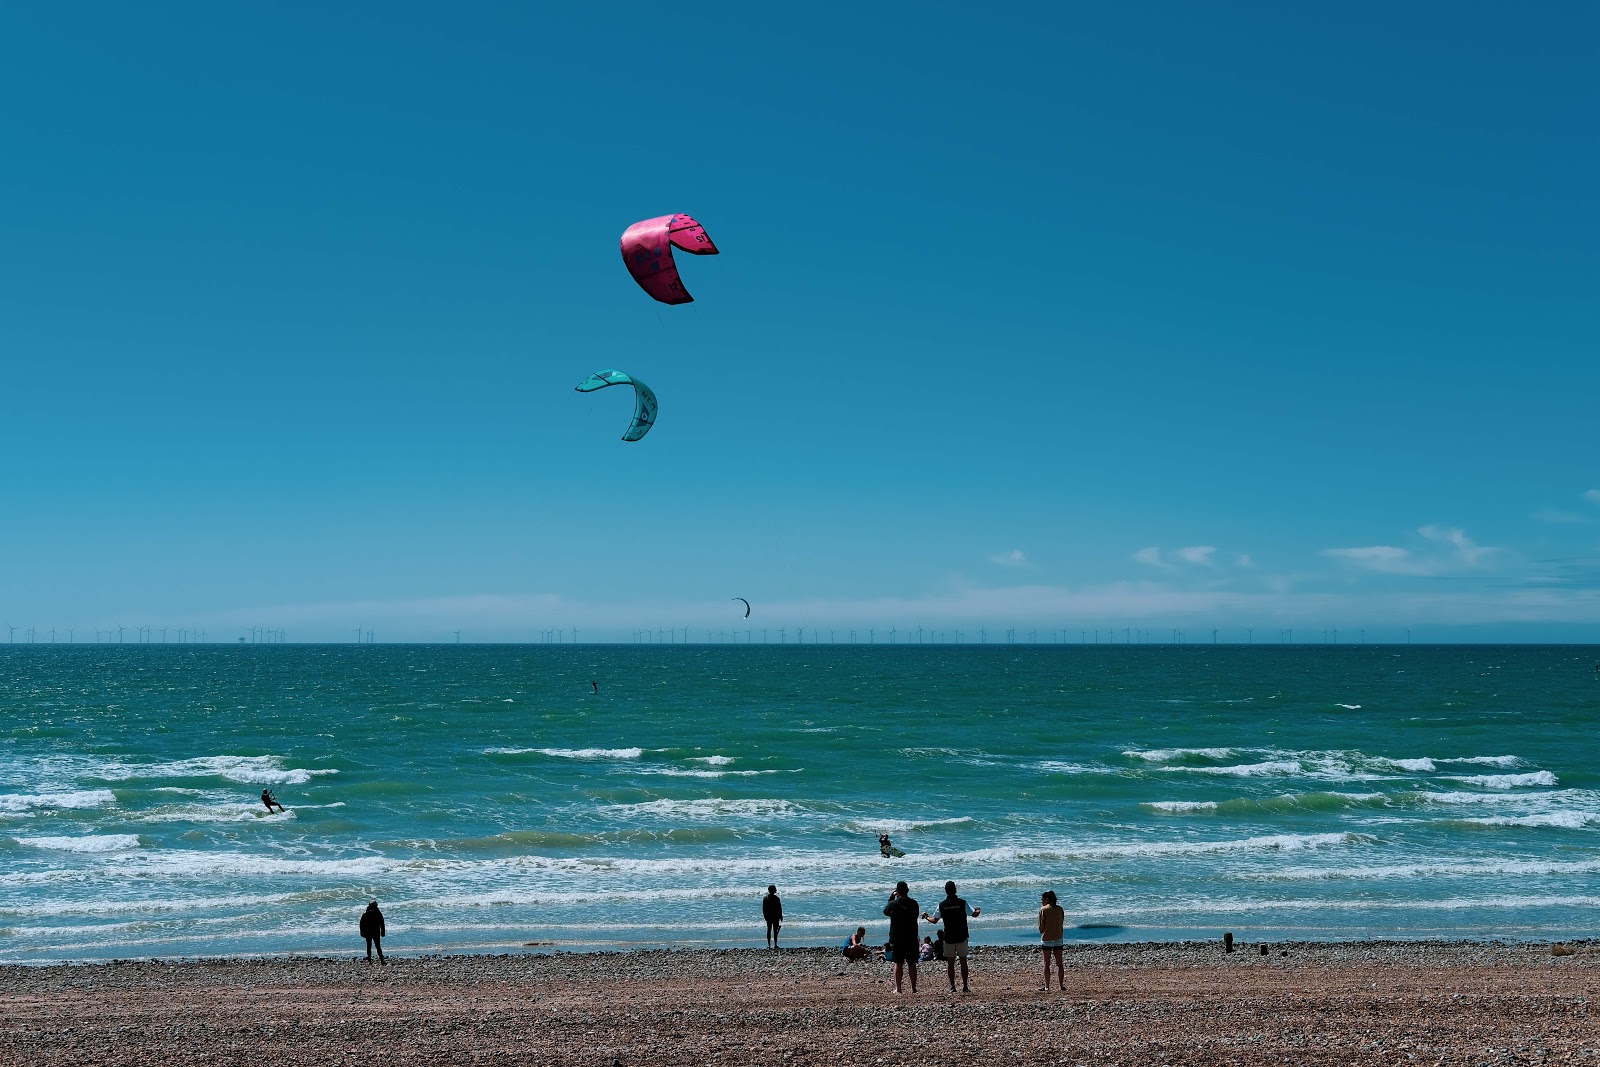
(4, 941), (1598, 1065)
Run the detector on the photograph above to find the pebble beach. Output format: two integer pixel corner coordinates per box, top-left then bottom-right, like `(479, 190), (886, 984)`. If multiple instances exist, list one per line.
(3, 941), (1598, 1066)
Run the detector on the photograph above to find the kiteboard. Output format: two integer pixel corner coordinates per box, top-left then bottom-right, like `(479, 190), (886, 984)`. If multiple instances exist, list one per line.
(881, 846), (906, 859)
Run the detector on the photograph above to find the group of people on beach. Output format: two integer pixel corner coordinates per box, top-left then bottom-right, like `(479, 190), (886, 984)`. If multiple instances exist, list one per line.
(763, 880), (1070, 993)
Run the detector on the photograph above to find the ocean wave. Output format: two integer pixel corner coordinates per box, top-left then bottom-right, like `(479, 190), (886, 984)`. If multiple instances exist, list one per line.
(1122, 748), (1237, 763)
(487, 747), (644, 760)
(1455, 812), (1600, 830)
(634, 768), (795, 778)
(128, 803), (299, 824)
(14, 834), (141, 853)
(90, 756), (336, 786)
(1161, 760), (1304, 777)
(1371, 757), (1436, 773)
(1034, 761), (1098, 775)
(604, 799), (797, 820)
(687, 756), (736, 766)
(1444, 771), (1558, 789)
(0, 790), (116, 813)
(845, 817), (975, 833)
(1142, 801), (1218, 814)
(1446, 755), (1522, 767)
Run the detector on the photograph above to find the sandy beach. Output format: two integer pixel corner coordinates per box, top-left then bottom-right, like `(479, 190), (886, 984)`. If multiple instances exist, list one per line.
(2, 941), (1597, 1066)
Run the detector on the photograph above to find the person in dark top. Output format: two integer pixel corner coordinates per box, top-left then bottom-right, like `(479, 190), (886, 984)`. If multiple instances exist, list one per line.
(591, 680), (599, 694)
(878, 833), (894, 858)
(360, 900), (387, 964)
(882, 880), (920, 993)
(921, 880), (981, 992)
(762, 884), (783, 948)
(260, 789), (285, 814)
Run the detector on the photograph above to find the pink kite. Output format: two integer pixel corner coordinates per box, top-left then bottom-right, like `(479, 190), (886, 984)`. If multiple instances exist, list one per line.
(620, 214), (719, 304)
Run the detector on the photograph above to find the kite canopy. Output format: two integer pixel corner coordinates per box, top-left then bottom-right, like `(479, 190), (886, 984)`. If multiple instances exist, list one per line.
(621, 214), (719, 305)
(733, 597), (751, 619)
(575, 369), (658, 442)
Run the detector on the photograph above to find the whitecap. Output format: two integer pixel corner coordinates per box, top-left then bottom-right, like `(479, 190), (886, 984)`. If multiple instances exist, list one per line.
(846, 817), (975, 833)
(1457, 812), (1598, 829)
(499, 747), (643, 760)
(1335, 703), (1362, 710)
(1445, 771), (1558, 789)
(687, 756), (735, 766)
(1141, 801), (1218, 814)
(1371, 757), (1436, 773)
(0, 790), (116, 813)
(1160, 760), (1304, 777)
(15, 834), (141, 853)
(92, 756), (335, 786)
(604, 799), (795, 820)
(1121, 747), (1237, 762)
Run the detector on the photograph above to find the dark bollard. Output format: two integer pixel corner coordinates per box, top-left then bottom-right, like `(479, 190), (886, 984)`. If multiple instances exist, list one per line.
(1259, 943), (1269, 956)
(1224, 932), (1234, 953)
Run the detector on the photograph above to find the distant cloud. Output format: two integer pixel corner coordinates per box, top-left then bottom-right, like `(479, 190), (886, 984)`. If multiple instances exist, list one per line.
(1534, 509), (1591, 525)
(1236, 553), (1255, 568)
(988, 549), (1031, 568)
(1132, 547), (1173, 570)
(1418, 525), (1494, 566)
(1585, 489), (1600, 505)
(1176, 545), (1217, 567)
(1322, 545), (1436, 576)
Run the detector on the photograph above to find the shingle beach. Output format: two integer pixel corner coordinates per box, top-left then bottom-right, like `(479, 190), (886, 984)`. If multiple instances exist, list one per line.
(4, 941), (1597, 1066)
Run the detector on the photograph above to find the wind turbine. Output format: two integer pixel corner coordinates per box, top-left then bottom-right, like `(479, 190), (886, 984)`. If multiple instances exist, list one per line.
(27, 626), (36, 644)
(67, 627), (74, 643)
(1212, 628), (1219, 644)
(454, 630), (461, 644)
(5, 626), (12, 644)
(915, 625), (924, 644)
(49, 627), (56, 644)
(796, 626), (805, 643)
(778, 627), (786, 644)
(573, 627), (581, 644)
(829, 628), (836, 643)
(867, 627), (875, 644)
(1029, 629), (1037, 643)
(888, 627), (896, 644)
(979, 627), (988, 644)
(760, 628), (768, 643)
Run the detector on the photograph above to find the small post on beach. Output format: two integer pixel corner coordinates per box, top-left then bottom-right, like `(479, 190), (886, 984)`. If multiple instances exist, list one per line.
(1259, 943), (1269, 956)
(1224, 932), (1233, 953)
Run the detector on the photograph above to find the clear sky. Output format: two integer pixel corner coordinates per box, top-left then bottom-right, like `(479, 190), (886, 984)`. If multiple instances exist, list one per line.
(1, 2), (1596, 643)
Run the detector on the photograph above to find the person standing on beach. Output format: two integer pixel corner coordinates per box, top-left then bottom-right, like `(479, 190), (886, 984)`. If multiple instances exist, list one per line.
(921, 880), (980, 992)
(260, 789), (285, 814)
(762, 884), (783, 948)
(883, 881), (920, 993)
(360, 900), (386, 964)
(1038, 890), (1066, 992)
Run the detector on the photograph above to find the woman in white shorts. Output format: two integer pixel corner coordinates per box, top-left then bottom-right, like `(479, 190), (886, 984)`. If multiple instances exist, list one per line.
(1038, 890), (1066, 992)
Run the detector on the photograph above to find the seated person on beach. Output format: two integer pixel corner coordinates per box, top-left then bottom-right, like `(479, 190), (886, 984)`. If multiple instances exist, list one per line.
(931, 930), (946, 960)
(842, 927), (869, 961)
(918, 936), (935, 962)
(880, 941), (895, 962)
(261, 789), (286, 814)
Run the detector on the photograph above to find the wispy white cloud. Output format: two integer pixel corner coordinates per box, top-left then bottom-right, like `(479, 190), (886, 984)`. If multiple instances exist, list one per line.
(1585, 489), (1600, 505)
(1176, 545), (1217, 567)
(1132, 547), (1173, 570)
(1533, 509), (1591, 525)
(1417, 524), (1494, 566)
(1322, 545), (1437, 576)
(988, 549), (1031, 568)
(1236, 553), (1255, 568)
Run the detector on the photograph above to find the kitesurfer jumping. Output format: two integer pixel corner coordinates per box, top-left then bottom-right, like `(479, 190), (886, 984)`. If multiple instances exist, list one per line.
(261, 789), (286, 814)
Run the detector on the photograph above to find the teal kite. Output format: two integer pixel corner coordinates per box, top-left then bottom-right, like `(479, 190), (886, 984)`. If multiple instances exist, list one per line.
(575, 369), (658, 442)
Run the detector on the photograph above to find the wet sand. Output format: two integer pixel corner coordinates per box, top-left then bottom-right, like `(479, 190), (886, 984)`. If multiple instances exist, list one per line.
(2, 941), (1597, 1066)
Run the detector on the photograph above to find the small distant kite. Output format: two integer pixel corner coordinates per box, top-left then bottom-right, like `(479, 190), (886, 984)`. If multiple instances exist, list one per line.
(733, 598), (751, 619)
(575, 370), (658, 442)
(621, 214), (719, 305)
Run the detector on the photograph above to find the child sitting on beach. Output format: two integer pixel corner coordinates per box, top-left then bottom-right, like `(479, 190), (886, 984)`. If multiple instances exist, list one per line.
(918, 936), (935, 962)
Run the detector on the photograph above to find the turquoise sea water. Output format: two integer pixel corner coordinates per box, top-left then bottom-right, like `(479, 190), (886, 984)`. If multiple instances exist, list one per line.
(2, 644), (1598, 961)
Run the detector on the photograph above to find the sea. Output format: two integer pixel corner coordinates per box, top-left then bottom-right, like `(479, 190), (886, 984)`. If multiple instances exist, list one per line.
(2, 643), (1597, 962)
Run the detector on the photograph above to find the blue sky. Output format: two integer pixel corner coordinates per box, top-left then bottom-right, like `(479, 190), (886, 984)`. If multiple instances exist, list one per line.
(1, 2), (1596, 642)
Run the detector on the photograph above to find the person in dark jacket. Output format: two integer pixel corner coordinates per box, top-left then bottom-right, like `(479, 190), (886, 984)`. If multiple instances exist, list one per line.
(762, 884), (783, 948)
(260, 789), (285, 814)
(882, 881), (920, 993)
(360, 900), (386, 964)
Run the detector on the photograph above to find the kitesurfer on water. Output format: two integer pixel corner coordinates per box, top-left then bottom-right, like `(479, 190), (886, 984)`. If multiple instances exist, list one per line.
(879, 833), (894, 858)
(261, 789), (286, 814)
(592, 680), (599, 694)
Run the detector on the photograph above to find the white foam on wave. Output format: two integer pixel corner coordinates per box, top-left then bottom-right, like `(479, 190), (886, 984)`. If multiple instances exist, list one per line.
(1035, 761), (1097, 775)
(846, 817), (975, 833)
(1446, 755), (1521, 767)
(129, 803), (298, 825)
(489, 747), (644, 760)
(1163, 760), (1304, 778)
(1247, 856), (1600, 882)
(1371, 757), (1436, 773)
(1122, 748), (1237, 762)
(1335, 704), (1362, 710)
(604, 799), (796, 820)
(93, 756), (336, 786)
(1445, 771), (1558, 789)
(1457, 812), (1599, 830)
(0, 790), (116, 813)
(15, 835), (141, 853)
(687, 756), (735, 766)
(635, 768), (794, 778)
(1142, 801), (1219, 814)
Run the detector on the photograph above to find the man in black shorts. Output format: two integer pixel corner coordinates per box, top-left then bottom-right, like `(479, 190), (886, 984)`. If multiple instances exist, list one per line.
(883, 881), (920, 993)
